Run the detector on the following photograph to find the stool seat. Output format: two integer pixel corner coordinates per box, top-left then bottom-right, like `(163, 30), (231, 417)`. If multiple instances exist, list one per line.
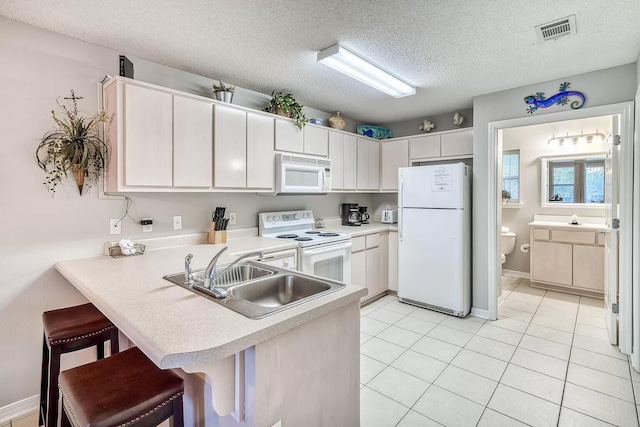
(59, 347), (184, 427)
(43, 303), (116, 345)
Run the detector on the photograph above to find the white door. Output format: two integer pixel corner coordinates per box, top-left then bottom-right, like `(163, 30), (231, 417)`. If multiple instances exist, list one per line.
(246, 112), (275, 189)
(398, 208), (466, 314)
(214, 105), (247, 188)
(399, 164), (465, 209)
(173, 95), (213, 187)
(328, 132), (344, 190)
(604, 131), (619, 345)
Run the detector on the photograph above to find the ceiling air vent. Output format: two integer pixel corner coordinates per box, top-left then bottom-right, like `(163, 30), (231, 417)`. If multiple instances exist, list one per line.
(535, 15), (577, 42)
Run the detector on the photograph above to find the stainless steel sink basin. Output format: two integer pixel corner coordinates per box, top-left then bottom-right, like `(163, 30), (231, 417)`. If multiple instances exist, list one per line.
(229, 275), (331, 308)
(164, 261), (345, 319)
(163, 263), (275, 288)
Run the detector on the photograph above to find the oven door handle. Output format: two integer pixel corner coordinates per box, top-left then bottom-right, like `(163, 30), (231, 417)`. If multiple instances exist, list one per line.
(303, 241), (352, 255)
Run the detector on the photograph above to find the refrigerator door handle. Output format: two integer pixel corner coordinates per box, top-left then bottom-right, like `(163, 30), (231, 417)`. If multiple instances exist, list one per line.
(399, 174), (403, 242)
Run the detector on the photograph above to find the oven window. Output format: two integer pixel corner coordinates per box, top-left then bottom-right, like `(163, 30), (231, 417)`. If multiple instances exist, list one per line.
(285, 169), (319, 187)
(313, 256), (344, 282)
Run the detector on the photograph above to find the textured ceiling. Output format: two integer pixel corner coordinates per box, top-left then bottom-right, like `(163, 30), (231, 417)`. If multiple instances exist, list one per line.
(1, 0), (639, 122)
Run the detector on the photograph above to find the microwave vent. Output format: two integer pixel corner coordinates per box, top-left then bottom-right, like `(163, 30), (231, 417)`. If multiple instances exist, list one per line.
(281, 155), (330, 168)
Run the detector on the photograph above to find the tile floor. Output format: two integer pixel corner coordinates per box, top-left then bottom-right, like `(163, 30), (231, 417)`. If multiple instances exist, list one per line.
(360, 277), (640, 426)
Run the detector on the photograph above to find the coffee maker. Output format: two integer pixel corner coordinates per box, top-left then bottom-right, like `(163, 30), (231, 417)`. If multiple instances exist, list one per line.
(358, 206), (370, 224)
(340, 203), (361, 226)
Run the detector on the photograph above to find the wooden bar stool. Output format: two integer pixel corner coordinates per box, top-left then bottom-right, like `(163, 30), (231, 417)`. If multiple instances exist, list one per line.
(40, 303), (119, 426)
(59, 347), (184, 427)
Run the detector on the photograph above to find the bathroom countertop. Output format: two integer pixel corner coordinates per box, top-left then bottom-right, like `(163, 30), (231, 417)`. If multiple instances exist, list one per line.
(528, 221), (607, 231)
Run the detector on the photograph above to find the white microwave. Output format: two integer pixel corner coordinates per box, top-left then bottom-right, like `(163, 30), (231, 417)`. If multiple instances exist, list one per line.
(274, 153), (331, 194)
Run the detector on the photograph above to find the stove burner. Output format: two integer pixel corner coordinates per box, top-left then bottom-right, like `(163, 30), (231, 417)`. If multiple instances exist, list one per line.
(318, 233), (339, 237)
(295, 237), (313, 241)
(306, 231), (321, 234)
(276, 234), (298, 239)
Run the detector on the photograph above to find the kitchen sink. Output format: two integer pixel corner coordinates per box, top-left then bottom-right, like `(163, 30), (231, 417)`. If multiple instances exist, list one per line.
(229, 275), (331, 308)
(163, 263), (276, 288)
(164, 262), (345, 319)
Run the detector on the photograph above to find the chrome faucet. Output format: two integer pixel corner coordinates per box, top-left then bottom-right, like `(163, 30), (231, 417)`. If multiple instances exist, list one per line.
(184, 253), (194, 283)
(203, 247), (264, 298)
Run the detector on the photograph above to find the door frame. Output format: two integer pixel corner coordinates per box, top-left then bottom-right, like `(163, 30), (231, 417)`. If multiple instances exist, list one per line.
(633, 87), (640, 370)
(487, 102), (634, 355)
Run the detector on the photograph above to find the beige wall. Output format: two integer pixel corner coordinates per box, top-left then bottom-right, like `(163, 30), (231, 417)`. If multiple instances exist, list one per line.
(0, 16), (369, 408)
(501, 116), (611, 273)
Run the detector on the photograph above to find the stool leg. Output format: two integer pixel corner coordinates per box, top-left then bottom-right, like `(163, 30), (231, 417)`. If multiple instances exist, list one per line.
(96, 341), (105, 360)
(46, 345), (61, 427)
(60, 404), (72, 427)
(39, 334), (49, 426)
(171, 395), (184, 427)
(110, 328), (119, 355)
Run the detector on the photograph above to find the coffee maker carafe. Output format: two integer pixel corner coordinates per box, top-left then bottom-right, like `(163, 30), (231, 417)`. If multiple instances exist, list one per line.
(341, 203), (361, 226)
(358, 206), (370, 224)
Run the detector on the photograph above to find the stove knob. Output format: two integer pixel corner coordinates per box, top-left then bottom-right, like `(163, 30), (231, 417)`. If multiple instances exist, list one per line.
(302, 213), (308, 219)
(274, 215), (279, 221)
(294, 214), (300, 220)
(267, 216), (273, 222)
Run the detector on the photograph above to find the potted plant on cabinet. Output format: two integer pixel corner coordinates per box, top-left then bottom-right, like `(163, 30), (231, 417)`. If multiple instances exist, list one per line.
(212, 79), (235, 103)
(265, 91), (308, 129)
(36, 90), (109, 196)
(502, 190), (512, 203)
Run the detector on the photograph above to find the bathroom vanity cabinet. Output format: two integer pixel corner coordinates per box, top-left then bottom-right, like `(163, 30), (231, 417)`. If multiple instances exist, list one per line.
(529, 225), (605, 295)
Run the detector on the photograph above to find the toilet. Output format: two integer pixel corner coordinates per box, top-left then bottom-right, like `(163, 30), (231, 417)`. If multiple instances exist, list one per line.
(501, 226), (516, 264)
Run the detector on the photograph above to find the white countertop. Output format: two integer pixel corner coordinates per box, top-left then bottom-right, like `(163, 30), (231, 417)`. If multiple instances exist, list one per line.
(322, 222), (398, 237)
(55, 236), (366, 369)
(528, 221), (607, 231)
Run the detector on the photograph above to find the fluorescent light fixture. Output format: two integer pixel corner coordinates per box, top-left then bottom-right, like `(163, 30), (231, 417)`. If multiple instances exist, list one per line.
(317, 44), (415, 98)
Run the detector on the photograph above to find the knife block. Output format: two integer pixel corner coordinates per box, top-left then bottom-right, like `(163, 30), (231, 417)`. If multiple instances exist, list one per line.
(208, 222), (227, 244)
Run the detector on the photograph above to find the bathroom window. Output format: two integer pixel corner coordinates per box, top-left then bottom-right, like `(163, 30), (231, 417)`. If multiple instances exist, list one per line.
(502, 150), (520, 202)
(548, 159), (605, 204)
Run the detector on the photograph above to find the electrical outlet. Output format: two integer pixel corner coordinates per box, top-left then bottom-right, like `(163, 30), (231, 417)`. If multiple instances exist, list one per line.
(142, 218), (153, 233)
(173, 215), (182, 230)
(109, 219), (122, 235)
(229, 212), (236, 225)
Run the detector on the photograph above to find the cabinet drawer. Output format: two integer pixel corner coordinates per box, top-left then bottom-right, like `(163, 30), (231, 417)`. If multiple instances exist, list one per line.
(551, 230), (595, 245)
(352, 236), (366, 252)
(366, 233), (380, 249)
(532, 229), (550, 241)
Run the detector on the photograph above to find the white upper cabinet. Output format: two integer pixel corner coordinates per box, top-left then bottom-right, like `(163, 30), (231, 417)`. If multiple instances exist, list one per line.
(304, 125), (329, 157)
(328, 131), (344, 190)
(343, 134), (357, 190)
(381, 139), (408, 191)
(410, 135), (440, 161)
(274, 119), (304, 153)
(247, 112), (275, 190)
(357, 138), (370, 190)
(440, 130), (473, 157)
(123, 83), (173, 186)
(214, 105), (247, 188)
(369, 140), (380, 191)
(357, 138), (380, 191)
(173, 95), (213, 187)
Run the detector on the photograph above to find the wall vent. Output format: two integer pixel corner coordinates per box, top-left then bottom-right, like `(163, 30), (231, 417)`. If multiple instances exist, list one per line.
(535, 15), (577, 42)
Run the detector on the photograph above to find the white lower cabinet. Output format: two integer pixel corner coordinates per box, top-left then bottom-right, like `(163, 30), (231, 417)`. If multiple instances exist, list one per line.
(530, 227), (604, 293)
(352, 232), (389, 302)
(388, 231), (398, 291)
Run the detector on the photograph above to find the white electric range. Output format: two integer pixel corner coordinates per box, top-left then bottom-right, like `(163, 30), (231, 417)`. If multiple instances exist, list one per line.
(259, 210), (352, 283)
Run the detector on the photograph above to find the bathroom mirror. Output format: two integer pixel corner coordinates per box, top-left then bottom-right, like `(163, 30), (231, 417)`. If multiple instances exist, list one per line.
(540, 153), (606, 208)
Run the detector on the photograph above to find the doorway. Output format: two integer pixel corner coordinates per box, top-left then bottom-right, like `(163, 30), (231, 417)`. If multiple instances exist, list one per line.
(486, 102), (634, 356)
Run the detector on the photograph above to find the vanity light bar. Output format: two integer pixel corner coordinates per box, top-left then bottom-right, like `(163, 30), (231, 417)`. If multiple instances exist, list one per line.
(317, 44), (416, 98)
(548, 131), (605, 146)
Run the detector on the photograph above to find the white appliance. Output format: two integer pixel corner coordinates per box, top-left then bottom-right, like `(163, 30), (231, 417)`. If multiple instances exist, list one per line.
(398, 163), (471, 317)
(259, 210), (351, 282)
(274, 154), (331, 195)
(381, 207), (398, 224)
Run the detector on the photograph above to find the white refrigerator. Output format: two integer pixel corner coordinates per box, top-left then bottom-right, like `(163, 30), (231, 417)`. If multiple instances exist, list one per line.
(397, 163), (471, 317)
